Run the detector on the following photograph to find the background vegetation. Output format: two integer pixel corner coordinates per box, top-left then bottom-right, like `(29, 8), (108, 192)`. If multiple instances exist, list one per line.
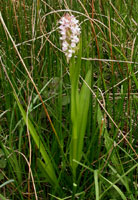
(0, 0), (138, 199)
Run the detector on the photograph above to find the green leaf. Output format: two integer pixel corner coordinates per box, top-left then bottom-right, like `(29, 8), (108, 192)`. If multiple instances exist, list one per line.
(94, 170), (99, 200)
(101, 175), (127, 200)
(70, 69), (91, 174)
(13, 93), (58, 186)
(77, 69), (91, 162)
(97, 106), (121, 173)
(0, 149), (4, 157)
(74, 159), (137, 200)
(0, 147), (22, 184)
(0, 194), (7, 200)
(97, 106), (132, 196)
(37, 158), (58, 186)
(0, 158), (6, 169)
(0, 173), (4, 181)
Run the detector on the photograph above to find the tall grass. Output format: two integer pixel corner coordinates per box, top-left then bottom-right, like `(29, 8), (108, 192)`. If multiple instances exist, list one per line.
(0, 0), (138, 199)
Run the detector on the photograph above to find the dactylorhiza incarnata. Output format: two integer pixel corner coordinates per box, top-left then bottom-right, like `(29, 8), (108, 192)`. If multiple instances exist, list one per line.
(59, 13), (81, 63)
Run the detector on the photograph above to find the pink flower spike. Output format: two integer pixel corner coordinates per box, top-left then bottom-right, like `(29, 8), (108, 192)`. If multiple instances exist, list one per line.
(59, 13), (81, 62)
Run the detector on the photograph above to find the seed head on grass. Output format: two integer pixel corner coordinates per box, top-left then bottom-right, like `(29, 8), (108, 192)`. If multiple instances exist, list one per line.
(59, 13), (81, 63)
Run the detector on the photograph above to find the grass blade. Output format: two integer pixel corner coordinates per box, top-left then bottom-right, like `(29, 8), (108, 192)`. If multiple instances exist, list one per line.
(94, 170), (99, 200)
(13, 92), (58, 186)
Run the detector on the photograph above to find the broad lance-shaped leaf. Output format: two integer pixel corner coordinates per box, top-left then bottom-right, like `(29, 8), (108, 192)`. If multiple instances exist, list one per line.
(70, 69), (91, 173)
(14, 93), (58, 186)
(76, 69), (91, 162)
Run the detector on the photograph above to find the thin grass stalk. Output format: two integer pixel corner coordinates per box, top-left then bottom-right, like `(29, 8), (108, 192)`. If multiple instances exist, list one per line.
(108, 10), (116, 133)
(0, 11), (62, 150)
(78, 0), (103, 76)
(0, 56), (58, 187)
(12, 1), (21, 40)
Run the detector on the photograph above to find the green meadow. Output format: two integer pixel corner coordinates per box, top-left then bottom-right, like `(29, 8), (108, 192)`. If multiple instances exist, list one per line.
(0, 0), (138, 199)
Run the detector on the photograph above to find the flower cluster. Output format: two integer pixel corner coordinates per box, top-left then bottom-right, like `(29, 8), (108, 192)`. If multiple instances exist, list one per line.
(59, 13), (81, 62)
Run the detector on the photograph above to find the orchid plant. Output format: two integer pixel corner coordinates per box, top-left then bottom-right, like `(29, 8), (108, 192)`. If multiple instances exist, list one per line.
(59, 13), (91, 183)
